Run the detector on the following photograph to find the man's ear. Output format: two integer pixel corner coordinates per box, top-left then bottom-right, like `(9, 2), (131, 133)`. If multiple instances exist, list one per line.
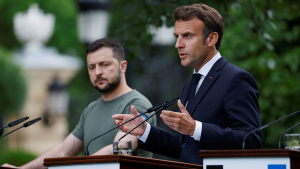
(206, 32), (219, 47)
(120, 60), (127, 73)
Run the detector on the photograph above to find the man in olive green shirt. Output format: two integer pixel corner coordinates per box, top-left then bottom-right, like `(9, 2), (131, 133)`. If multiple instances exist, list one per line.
(2, 38), (156, 169)
(72, 89), (155, 157)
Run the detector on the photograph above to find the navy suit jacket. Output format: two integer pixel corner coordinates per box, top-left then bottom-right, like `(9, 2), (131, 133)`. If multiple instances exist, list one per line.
(138, 57), (262, 164)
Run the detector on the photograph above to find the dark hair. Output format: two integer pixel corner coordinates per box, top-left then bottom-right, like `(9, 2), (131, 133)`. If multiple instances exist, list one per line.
(86, 38), (125, 61)
(173, 3), (224, 50)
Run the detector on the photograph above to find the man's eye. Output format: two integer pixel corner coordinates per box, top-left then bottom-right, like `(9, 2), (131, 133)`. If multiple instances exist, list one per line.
(186, 34), (190, 37)
(89, 67), (94, 70)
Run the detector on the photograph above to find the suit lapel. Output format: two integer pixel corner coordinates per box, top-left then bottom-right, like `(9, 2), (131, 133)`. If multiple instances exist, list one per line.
(186, 57), (228, 116)
(180, 81), (191, 108)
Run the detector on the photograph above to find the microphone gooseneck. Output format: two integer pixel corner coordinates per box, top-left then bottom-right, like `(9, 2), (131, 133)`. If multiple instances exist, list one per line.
(0, 117), (41, 139)
(242, 110), (300, 149)
(118, 97), (179, 142)
(84, 100), (171, 156)
(278, 122), (300, 149)
(0, 117), (29, 130)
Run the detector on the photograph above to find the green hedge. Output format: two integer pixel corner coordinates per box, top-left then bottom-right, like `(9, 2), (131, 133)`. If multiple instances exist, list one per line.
(0, 149), (37, 166)
(0, 46), (26, 116)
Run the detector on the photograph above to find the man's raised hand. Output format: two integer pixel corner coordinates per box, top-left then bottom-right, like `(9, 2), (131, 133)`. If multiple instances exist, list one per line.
(112, 105), (147, 136)
(160, 100), (196, 136)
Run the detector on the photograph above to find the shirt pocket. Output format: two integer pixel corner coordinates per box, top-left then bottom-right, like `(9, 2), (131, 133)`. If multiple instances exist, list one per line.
(195, 101), (217, 110)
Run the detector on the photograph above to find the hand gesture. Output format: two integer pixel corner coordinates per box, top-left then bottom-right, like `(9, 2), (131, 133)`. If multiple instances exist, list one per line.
(160, 100), (196, 135)
(112, 105), (147, 136)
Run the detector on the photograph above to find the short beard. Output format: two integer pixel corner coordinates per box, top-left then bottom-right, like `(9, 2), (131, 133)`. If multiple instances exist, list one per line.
(94, 71), (121, 94)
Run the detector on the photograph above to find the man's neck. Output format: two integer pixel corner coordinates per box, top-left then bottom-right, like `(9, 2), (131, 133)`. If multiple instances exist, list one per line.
(101, 78), (132, 101)
(194, 49), (218, 72)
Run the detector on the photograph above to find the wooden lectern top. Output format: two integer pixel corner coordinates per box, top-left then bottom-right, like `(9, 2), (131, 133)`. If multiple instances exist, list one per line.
(44, 155), (203, 169)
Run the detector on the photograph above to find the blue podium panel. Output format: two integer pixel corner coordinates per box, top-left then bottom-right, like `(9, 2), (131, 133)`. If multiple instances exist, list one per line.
(268, 165), (286, 169)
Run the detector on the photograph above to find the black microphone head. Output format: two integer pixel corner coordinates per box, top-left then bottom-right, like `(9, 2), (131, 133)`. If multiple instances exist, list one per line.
(147, 101), (169, 113)
(164, 97), (179, 109)
(23, 118), (42, 127)
(8, 117), (29, 127)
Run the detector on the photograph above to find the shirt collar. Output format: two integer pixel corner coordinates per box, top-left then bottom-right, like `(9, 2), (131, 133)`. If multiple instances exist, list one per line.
(193, 52), (221, 76)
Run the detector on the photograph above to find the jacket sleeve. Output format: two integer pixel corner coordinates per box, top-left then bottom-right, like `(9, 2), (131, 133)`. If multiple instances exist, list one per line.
(138, 124), (181, 158)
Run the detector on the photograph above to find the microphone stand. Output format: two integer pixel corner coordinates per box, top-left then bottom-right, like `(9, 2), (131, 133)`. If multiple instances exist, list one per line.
(0, 118), (41, 139)
(243, 110), (300, 149)
(0, 126), (24, 138)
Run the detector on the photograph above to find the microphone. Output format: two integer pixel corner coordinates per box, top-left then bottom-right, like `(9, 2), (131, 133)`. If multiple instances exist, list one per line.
(242, 110), (300, 149)
(84, 100), (171, 156)
(0, 117), (42, 139)
(0, 116), (29, 130)
(278, 121), (300, 149)
(118, 97), (179, 141)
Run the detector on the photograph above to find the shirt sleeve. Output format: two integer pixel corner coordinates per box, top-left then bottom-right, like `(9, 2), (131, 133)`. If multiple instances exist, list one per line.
(71, 108), (87, 141)
(137, 122), (151, 143)
(191, 120), (202, 141)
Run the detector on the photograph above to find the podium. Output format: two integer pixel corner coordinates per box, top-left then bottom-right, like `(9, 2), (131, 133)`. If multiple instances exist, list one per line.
(198, 149), (300, 169)
(43, 155), (203, 169)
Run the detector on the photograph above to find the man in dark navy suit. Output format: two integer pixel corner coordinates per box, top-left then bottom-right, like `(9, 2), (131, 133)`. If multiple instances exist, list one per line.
(113, 3), (262, 165)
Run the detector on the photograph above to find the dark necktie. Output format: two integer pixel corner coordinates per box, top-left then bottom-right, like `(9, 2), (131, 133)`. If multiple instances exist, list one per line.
(187, 73), (201, 109)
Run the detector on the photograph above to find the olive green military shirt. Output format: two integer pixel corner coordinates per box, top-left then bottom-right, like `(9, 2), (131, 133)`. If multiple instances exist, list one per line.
(72, 90), (156, 157)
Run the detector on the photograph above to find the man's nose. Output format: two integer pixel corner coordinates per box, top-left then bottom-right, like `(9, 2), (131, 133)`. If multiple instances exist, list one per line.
(175, 37), (184, 49)
(95, 66), (102, 75)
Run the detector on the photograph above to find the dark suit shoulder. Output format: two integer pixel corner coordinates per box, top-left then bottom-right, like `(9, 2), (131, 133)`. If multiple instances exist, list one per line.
(221, 62), (257, 82)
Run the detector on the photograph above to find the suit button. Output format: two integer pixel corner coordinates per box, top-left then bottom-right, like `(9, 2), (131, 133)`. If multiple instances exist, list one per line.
(182, 143), (187, 148)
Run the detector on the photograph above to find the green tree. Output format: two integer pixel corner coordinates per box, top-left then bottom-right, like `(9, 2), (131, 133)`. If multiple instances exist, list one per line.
(0, 47), (26, 116)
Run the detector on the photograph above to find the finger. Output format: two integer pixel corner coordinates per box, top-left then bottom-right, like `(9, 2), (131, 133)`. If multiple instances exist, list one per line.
(161, 116), (173, 128)
(130, 105), (139, 117)
(160, 114), (177, 124)
(160, 114), (169, 124)
(114, 119), (121, 125)
(178, 99), (188, 114)
(162, 110), (182, 117)
(112, 114), (123, 119)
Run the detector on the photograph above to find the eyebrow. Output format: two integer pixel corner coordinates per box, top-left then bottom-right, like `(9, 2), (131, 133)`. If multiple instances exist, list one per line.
(88, 60), (110, 67)
(173, 31), (194, 36)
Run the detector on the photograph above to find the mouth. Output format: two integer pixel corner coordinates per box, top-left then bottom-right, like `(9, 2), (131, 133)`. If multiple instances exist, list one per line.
(95, 78), (107, 84)
(179, 53), (187, 59)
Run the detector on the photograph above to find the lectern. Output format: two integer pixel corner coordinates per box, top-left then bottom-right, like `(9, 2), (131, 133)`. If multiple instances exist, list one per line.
(44, 155), (203, 169)
(198, 149), (300, 169)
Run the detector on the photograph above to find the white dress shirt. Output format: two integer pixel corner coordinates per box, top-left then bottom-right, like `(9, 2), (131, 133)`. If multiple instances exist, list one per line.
(138, 52), (222, 143)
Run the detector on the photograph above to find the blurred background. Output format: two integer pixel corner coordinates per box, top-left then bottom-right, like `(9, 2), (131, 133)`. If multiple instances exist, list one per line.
(0, 0), (300, 166)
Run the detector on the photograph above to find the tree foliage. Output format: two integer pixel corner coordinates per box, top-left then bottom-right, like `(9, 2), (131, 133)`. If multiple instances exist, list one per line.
(0, 47), (26, 116)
